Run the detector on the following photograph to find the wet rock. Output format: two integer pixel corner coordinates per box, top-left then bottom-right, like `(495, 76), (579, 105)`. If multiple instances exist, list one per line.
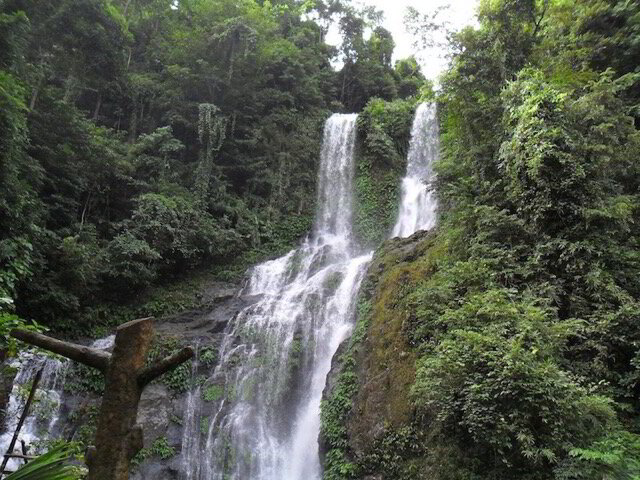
(131, 461), (180, 480)
(199, 281), (239, 304)
(166, 397), (186, 447)
(2, 275), (262, 478)
(0, 363), (18, 427)
(156, 281), (260, 346)
(320, 229), (436, 472)
(137, 384), (172, 447)
(322, 337), (349, 402)
(318, 337), (350, 462)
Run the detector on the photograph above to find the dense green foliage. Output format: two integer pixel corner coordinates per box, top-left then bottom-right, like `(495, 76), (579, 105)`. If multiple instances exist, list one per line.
(335, 10), (425, 112)
(4, 443), (83, 480)
(131, 436), (176, 467)
(0, 0), (421, 336)
(322, 0), (640, 478)
(352, 98), (414, 247)
(5, 0), (639, 478)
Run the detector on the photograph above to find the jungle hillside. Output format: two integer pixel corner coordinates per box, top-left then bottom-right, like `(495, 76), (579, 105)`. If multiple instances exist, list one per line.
(1, 0), (640, 479)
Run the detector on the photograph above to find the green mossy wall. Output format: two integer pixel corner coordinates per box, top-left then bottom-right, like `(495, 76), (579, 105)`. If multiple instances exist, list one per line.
(320, 229), (442, 480)
(352, 99), (415, 249)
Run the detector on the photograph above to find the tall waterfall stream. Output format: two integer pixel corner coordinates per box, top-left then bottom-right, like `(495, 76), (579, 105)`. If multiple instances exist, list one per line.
(182, 113), (372, 480)
(393, 103), (439, 238)
(0, 103), (440, 479)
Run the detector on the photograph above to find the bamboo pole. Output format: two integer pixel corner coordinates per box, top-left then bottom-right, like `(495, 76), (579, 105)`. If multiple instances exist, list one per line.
(0, 367), (43, 478)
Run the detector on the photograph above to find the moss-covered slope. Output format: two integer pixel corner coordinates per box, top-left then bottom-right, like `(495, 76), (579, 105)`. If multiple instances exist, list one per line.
(320, 230), (441, 480)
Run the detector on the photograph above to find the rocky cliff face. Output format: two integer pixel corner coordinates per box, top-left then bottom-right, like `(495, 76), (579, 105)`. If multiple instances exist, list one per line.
(131, 281), (256, 479)
(320, 229), (438, 480)
(0, 280), (264, 479)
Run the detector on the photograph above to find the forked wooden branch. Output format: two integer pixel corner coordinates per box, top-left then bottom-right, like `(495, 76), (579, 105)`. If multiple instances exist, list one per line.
(137, 347), (194, 387)
(10, 317), (194, 480)
(10, 330), (111, 372)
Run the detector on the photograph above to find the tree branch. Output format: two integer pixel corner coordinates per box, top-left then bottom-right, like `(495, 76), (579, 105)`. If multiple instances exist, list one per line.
(533, 0), (549, 37)
(137, 347), (194, 387)
(10, 330), (111, 372)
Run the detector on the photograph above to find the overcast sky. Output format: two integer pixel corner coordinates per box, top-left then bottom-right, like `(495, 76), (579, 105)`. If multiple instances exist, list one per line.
(327, 0), (480, 81)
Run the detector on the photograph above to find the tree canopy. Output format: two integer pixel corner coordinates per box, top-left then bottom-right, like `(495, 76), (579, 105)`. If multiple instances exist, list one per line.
(0, 0), (422, 335)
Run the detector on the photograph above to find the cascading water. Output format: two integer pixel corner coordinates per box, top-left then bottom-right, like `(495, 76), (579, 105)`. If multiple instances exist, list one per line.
(183, 114), (373, 480)
(0, 104), (439, 479)
(0, 336), (114, 469)
(0, 104), (440, 479)
(392, 103), (439, 238)
(0, 353), (67, 471)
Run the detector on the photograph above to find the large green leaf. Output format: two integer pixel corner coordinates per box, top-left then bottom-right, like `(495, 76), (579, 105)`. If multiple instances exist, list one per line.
(4, 444), (80, 480)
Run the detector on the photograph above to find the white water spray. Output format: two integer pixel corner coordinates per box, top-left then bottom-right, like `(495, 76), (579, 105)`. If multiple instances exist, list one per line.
(392, 103), (439, 238)
(0, 336), (114, 469)
(182, 104), (441, 479)
(182, 114), (372, 480)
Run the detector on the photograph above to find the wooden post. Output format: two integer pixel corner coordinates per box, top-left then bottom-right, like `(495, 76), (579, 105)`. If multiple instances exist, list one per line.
(10, 317), (194, 480)
(89, 318), (152, 480)
(20, 440), (29, 465)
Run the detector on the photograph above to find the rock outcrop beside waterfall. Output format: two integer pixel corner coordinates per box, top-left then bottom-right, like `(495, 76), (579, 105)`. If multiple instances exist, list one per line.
(319, 230), (437, 478)
(0, 281), (259, 479)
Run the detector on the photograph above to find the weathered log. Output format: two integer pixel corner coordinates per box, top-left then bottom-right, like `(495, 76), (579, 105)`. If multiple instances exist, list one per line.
(137, 346), (194, 387)
(20, 440), (28, 465)
(87, 317), (154, 480)
(9, 330), (110, 372)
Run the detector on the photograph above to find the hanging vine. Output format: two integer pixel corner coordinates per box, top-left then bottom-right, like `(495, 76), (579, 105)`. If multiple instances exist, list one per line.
(213, 18), (257, 83)
(196, 103), (227, 200)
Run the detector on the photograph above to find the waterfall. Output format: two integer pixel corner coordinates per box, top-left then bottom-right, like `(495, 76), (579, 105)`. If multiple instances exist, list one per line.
(0, 336), (114, 469)
(0, 353), (67, 471)
(1, 104), (441, 479)
(392, 103), (439, 238)
(184, 114), (372, 480)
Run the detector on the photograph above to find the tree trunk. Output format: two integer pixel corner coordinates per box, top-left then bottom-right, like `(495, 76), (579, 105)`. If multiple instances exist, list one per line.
(87, 318), (152, 480)
(128, 108), (137, 143)
(63, 75), (75, 103)
(80, 189), (93, 230)
(139, 101), (144, 130)
(93, 92), (102, 122)
(29, 86), (40, 111)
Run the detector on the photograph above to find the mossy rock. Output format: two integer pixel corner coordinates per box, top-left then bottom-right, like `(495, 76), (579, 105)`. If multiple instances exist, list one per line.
(320, 229), (441, 479)
(352, 99), (417, 249)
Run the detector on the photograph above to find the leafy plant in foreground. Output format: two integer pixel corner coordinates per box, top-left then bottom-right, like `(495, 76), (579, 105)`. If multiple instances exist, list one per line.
(4, 443), (82, 480)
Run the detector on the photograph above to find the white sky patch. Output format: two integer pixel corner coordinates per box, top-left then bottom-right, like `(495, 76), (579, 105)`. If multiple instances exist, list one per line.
(327, 0), (480, 81)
